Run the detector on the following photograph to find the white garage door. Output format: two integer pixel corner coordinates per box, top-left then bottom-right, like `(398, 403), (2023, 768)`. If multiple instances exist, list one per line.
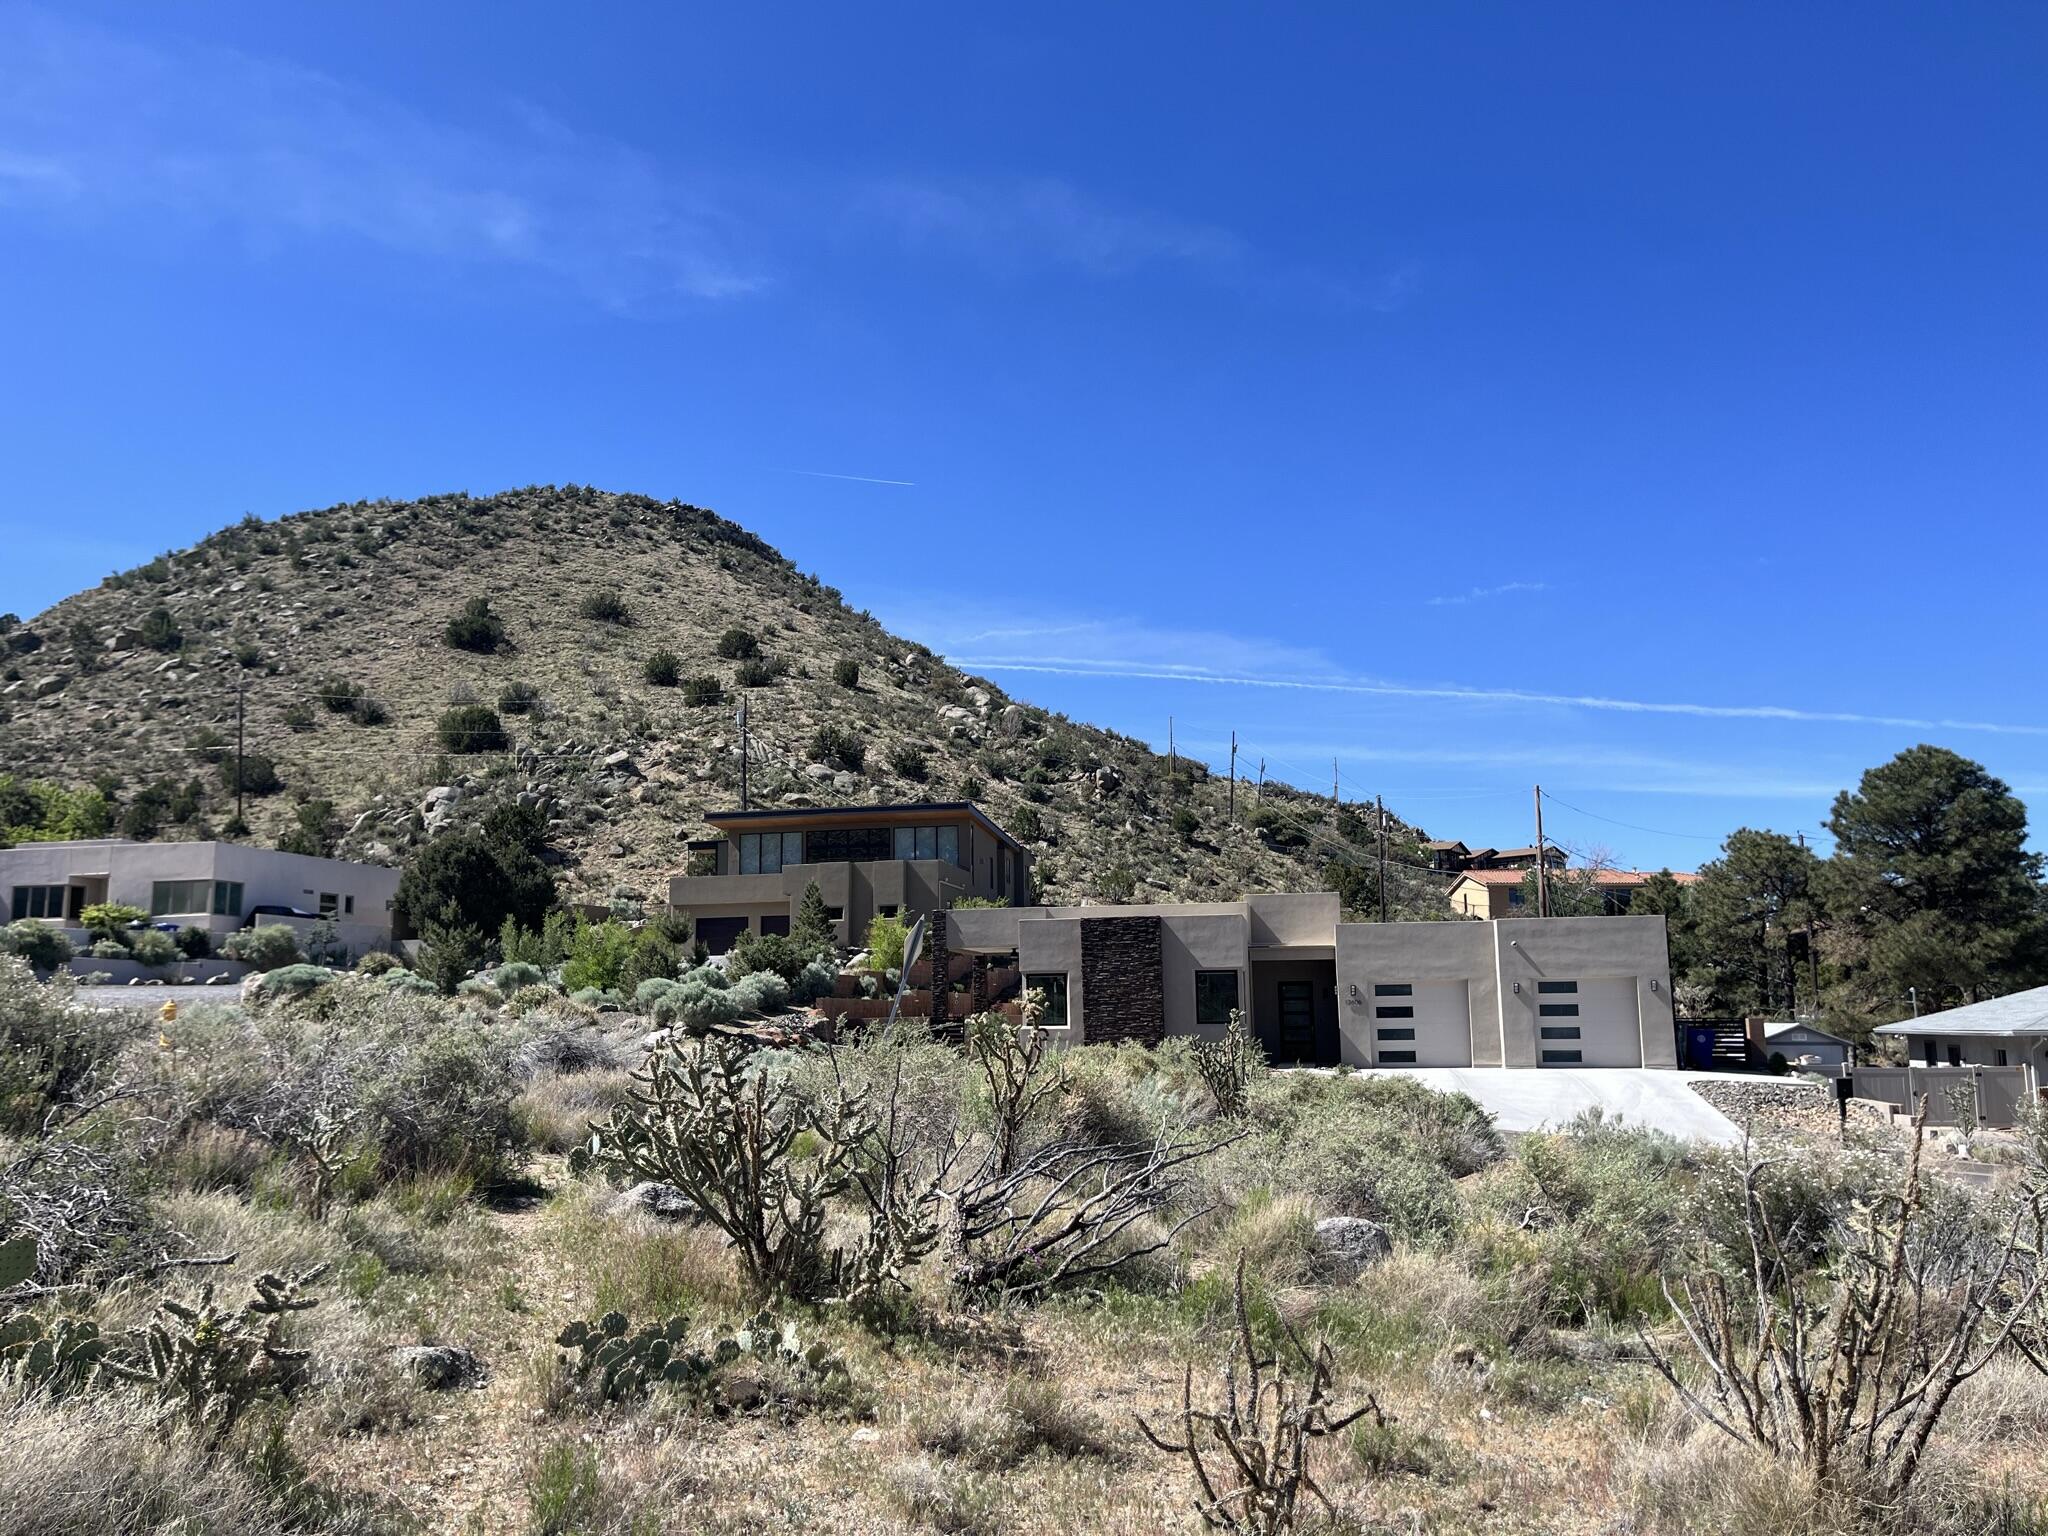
(1370, 980), (1471, 1067)
(1534, 977), (1641, 1067)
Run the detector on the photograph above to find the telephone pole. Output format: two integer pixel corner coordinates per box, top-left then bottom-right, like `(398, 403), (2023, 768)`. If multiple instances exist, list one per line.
(233, 679), (247, 831)
(737, 696), (750, 810)
(1376, 793), (1388, 922)
(1168, 716), (1176, 789)
(1533, 784), (1549, 918)
(1228, 731), (1237, 821)
(1332, 758), (1339, 813)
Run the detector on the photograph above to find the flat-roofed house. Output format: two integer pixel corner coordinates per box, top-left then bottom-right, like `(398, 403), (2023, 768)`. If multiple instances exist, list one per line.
(1447, 868), (1700, 920)
(667, 801), (1030, 953)
(1, 838), (399, 959)
(945, 894), (1678, 1070)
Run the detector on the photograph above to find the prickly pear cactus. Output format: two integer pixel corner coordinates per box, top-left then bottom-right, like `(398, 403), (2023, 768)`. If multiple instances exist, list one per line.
(556, 1311), (708, 1403)
(0, 1313), (110, 1397)
(0, 1234), (36, 1292)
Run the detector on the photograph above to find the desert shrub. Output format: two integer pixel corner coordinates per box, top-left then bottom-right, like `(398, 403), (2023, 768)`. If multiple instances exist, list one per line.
(715, 627), (759, 659)
(444, 596), (505, 652)
(437, 704), (508, 754)
(355, 951), (402, 976)
(249, 964), (336, 1001)
(315, 677), (363, 713)
(728, 929), (809, 988)
(0, 957), (126, 1133)
(173, 926), (212, 959)
(675, 986), (743, 1032)
(577, 587), (632, 625)
(729, 971), (791, 1017)
(833, 657), (860, 688)
(490, 961), (546, 993)
(732, 656), (783, 688)
(222, 924), (302, 972)
(3, 920), (73, 969)
(498, 680), (542, 715)
(863, 914), (909, 974)
(634, 977), (684, 1015)
(383, 970), (439, 996)
(642, 649), (681, 686)
(89, 939), (130, 958)
(350, 696), (389, 727)
(128, 928), (180, 967)
(139, 605), (183, 651)
(809, 724), (865, 773)
(569, 987), (626, 1011)
(888, 742), (929, 781)
(912, 1375), (1109, 1469)
(680, 674), (723, 707)
(1009, 804), (1043, 842)
(561, 919), (637, 994)
(794, 958), (836, 1005)
(283, 702), (315, 732)
(220, 751), (283, 797)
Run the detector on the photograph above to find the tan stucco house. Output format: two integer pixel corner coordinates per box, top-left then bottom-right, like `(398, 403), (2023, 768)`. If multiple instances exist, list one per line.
(2, 838), (399, 958)
(667, 801), (1030, 953)
(1447, 867), (1699, 920)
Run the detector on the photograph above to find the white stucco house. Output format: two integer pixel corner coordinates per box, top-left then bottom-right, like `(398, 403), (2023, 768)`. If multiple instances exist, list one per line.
(2, 838), (399, 960)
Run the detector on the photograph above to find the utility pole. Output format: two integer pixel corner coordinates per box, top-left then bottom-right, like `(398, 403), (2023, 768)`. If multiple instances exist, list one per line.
(737, 696), (750, 810)
(1257, 758), (1265, 800)
(1228, 731), (1237, 822)
(1332, 758), (1339, 814)
(1533, 784), (1549, 918)
(233, 679), (247, 831)
(1376, 793), (1387, 922)
(1168, 716), (1176, 790)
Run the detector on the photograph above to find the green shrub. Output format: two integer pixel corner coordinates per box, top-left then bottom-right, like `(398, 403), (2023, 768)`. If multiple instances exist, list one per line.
(173, 927), (212, 959)
(315, 677), (363, 713)
(728, 929), (810, 988)
(643, 650), (681, 686)
(888, 742), (929, 781)
(681, 674), (723, 707)
(0, 956), (126, 1133)
(863, 914), (908, 974)
(128, 928), (179, 967)
(283, 702), (315, 733)
(499, 680), (542, 715)
(444, 596), (505, 653)
(733, 656), (785, 688)
(577, 587), (632, 625)
(138, 606), (183, 652)
(355, 951), (402, 976)
(729, 971), (791, 1017)
(809, 725), (865, 772)
(715, 627), (759, 660)
(222, 924), (302, 972)
(351, 696), (389, 727)
(833, 658), (860, 688)
(81, 902), (147, 940)
(438, 704), (509, 754)
(220, 751), (283, 797)
(490, 961), (546, 993)
(2, 920), (74, 969)
(561, 919), (637, 994)
(255, 964), (336, 1000)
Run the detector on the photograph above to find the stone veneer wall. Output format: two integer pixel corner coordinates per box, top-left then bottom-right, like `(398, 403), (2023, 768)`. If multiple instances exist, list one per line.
(1689, 1077), (1840, 1141)
(1079, 916), (1165, 1046)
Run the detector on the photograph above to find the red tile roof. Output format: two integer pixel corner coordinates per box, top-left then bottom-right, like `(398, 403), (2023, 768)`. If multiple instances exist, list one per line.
(1451, 868), (1700, 886)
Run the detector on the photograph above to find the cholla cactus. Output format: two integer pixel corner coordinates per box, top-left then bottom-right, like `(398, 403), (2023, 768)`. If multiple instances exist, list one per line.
(1191, 1009), (1266, 1119)
(0, 1313), (111, 1398)
(103, 1265), (325, 1447)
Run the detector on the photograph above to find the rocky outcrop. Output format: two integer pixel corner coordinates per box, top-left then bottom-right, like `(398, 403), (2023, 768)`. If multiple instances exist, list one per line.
(1689, 1076), (1839, 1140)
(1312, 1217), (1392, 1282)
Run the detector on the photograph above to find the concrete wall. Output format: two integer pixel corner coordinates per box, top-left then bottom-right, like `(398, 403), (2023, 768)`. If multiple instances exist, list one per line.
(1334, 920), (1498, 1066)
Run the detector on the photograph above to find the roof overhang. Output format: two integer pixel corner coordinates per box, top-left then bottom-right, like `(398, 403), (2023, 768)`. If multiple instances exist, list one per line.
(702, 800), (1026, 854)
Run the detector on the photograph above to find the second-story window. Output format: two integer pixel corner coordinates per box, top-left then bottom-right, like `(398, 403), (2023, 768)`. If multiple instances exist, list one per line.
(738, 831), (805, 874)
(889, 826), (963, 865)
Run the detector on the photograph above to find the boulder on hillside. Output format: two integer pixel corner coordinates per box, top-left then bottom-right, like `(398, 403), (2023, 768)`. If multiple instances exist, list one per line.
(1312, 1217), (1391, 1282)
(393, 1344), (485, 1390)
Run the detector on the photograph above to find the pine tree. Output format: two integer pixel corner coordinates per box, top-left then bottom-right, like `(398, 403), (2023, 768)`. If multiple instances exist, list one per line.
(792, 881), (836, 957)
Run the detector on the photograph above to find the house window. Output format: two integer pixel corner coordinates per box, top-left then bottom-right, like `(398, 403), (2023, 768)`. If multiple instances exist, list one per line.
(738, 831), (806, 874)
(889, 825), (963, 865)
(1507, 889), (1524, 906)
(1995, 1049), (2009, 1067)
(343, 895), (354, 916)
(318, 892), (339, 918)
(150, 879), (215, 917)
(1924, 1042), (1937, 1066)
(1375, 1027), (1416, 1041)
(1374, 1005), (1414, 1019)
(1541, 1049), (1583, 1064)
(1026, 973), (1069, 1029)
(1538, 1003), (1579, 1017)
(1194, 970), (1240, 1027)
(1947, 1044), (1962, 1067)
(9, 885), (69, 921)
(1373, 983), (1412, 997)
(760, 914), (791, 937)
(807, 826), (892, 863)
(1540, 1025), (1582, 1040)
(1536, 980), (1577, 994)
(878, 905), (898, 919)
(211, 881), (244, 918)
(1378, 1050), (1418, 1064)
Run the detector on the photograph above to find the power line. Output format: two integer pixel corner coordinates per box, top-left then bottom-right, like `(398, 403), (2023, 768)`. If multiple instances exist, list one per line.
(1537, 789), (1724, 843)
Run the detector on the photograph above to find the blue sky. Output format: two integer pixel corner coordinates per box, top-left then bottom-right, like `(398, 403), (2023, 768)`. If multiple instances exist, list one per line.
(3, 2), (2045, 871)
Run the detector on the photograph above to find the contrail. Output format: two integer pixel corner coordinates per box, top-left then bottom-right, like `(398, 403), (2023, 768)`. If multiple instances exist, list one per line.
(949, 656), (2048, 738)
(779, 469), (916, 487)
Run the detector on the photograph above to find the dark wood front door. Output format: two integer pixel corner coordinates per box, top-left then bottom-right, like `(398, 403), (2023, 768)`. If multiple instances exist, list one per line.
(1276, 981), (1316, 1062)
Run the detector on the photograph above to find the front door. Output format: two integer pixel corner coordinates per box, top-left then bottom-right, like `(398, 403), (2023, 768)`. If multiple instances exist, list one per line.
(1276, 982), (1316, 1062)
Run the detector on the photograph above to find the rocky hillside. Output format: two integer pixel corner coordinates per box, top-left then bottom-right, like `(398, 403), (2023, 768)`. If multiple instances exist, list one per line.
(0, 486), (1443, 913)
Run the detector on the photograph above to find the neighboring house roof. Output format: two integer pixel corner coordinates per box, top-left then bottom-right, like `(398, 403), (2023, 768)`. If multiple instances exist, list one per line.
(1447, 869), (1700, 887)
(701, 800), (1027, 853)
(1423, 840), (1469, 854)
(1873, 984), (2048, 1038)
(1764, 1020), (1851, 1046)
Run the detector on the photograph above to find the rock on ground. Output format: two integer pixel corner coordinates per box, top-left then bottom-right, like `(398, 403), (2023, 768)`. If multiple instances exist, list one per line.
(1312, 1217), (1392, 1282)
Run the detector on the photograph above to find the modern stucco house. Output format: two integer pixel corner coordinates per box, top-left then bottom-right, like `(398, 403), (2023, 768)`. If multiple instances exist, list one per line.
(1873, 985), (2048, 1098)
(944, 891), (1679, 1069)
(1, 838), (399, 958)
(668, 801), (1031, 953)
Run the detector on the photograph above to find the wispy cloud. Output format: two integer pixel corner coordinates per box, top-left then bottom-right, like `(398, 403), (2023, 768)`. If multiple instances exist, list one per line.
(1428, 580), (1548, 606)
(0, 7), (764, 308)
(778, 469), (916, 487)
(861, 176), (1246, 279)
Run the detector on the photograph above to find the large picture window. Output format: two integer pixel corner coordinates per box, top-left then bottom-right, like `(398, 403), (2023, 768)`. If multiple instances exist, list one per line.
(1194, 970), (1240, 1027)
(150, 879), (215, 917)
(739, 831), (806, 874)
(891, 825), (964, 865)
(212, 881), (244, 918)
(9, 885), (69, 921)
(1025, 972), (1069, 1029)
(804, 826), (892, 863)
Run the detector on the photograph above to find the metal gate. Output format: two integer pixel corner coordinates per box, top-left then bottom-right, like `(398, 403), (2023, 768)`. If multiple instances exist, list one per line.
(1850, 1065), (2030, 1129)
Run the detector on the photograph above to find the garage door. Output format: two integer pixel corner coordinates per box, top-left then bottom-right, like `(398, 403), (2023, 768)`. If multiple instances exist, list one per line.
(1369, 980), (1471, 1067)
(1534, 977), (1641, 1067)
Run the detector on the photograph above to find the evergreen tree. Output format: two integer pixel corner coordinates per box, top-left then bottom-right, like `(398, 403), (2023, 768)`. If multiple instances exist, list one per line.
(792, 881), (836, 956)
(1690, 829), (1822, 1018)
(1823, 745), (2047, 1013)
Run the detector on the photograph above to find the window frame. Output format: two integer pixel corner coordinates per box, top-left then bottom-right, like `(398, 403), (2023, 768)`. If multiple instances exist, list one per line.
(1193, 969), (1241, 1028)
(1373, 982), (1412, 997)
(1541, 1048), (1584, 1065)
(1538, 1002), (1580, 1017)
(1374, 1004), (1415, 1019)
(150, 878), (214, 917)
(11, 884), (70, 921)
(1378, 1049), (1418, 1064)
(1025, 972), (1069, 1030)
(212, 881), (244, 918)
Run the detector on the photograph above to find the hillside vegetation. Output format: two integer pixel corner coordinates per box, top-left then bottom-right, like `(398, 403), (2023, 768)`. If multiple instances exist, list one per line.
(0, 486), (1443, 914)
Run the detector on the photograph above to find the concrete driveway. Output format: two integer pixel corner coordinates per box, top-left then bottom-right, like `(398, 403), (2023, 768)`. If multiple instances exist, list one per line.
(1353, 1066), (1749, 1145)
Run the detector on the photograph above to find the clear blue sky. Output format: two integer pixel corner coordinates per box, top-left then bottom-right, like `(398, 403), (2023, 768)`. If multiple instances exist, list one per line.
(4, 3), (2044, 871)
